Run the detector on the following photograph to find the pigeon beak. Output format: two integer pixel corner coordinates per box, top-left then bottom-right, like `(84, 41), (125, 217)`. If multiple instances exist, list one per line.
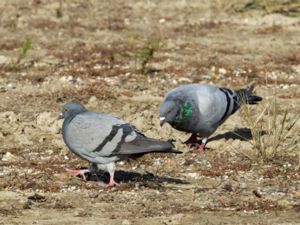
(160, 117), (165, 127)
(58, 112), (64, 120)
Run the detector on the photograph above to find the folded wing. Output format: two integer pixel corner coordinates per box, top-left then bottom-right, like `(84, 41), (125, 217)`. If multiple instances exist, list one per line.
(64, 112), (180, 160)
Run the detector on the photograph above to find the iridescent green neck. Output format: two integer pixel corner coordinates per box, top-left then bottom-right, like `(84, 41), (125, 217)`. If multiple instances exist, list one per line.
(182, 100), (193, 121)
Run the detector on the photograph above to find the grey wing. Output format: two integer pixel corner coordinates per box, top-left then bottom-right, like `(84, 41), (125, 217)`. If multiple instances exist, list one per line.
(65, 112), (176, 159)
(64, 112), (127, 157)
(92, 123), (177, 156)
(65, 112), (174, 156)
(196, 86), (239, 130)
(214, 87), (240, 124)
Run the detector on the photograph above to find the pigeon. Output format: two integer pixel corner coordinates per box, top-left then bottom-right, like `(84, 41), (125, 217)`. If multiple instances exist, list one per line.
(159, 83), (262, 152)
(59, 101), (181, 188)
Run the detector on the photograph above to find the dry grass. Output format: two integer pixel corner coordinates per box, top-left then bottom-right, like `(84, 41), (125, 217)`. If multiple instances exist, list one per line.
(225, 0), (300, 17)
(236, 91), (300, 164)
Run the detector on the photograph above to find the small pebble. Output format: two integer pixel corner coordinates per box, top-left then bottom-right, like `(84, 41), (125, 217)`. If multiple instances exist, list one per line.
(88, 191), (99, 199)
(122, 219), (132, 225)
(2, 152), (18, 162)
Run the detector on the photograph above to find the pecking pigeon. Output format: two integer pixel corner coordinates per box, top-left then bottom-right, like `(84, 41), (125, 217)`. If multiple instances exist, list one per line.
(59, 101), (181, 188)
(159, 83), (262, 152)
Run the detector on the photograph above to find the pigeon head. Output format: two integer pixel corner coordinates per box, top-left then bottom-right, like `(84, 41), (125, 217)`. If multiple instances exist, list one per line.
(159, 100), (180, 127)
(59, 101), (87, 120)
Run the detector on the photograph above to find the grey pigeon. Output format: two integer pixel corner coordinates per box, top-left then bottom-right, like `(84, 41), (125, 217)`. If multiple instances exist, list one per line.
(59, 101), (181, 188)
(159, 83), (262, 151)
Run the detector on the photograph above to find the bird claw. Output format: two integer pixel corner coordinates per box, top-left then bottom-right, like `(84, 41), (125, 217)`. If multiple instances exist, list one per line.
(67, 169), (90, 181)
(191, 143), (206, 153)
(197, 143), (206, 152)
(104, 180), (120, 189)
(183, 134), (207, 153)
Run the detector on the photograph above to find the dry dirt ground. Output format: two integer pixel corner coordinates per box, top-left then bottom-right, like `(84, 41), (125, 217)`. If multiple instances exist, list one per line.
(1, 0), (300, 224)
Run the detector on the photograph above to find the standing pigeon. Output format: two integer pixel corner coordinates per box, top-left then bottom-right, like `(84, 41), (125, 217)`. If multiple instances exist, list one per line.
(59, 101), (181, 188)
(159, 83), (262, 152)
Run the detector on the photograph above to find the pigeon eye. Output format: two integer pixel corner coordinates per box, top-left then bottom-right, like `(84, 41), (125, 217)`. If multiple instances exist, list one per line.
(64, 108), (69, 112)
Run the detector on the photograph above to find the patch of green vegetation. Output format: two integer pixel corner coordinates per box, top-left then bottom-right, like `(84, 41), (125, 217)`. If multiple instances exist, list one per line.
(136, 41), (160, 75)
(55, 0), (63, 18)
(16, 36), (32, 65)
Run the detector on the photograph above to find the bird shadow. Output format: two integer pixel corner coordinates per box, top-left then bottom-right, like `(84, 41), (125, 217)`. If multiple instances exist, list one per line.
(208, 127), (267, 142)
(85, 170), (189, 187)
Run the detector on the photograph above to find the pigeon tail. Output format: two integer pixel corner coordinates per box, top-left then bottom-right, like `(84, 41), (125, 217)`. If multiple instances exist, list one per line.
(111, 136), (182, 156)
(149, 140), (182, 154)
(123, 139), (181, 160)
(136, 138), (182, 154)
(236, 84), (262, 105)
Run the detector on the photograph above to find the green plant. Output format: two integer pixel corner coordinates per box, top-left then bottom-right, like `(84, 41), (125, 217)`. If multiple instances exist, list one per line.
(55, 0), (63, 18)
(235, 92), (300, 163)
(16, 36), (32, 65)
(137, 41), (160, 74)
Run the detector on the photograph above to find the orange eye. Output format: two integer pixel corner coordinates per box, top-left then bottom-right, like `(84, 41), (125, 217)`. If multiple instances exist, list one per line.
(63, 108), (69, 112)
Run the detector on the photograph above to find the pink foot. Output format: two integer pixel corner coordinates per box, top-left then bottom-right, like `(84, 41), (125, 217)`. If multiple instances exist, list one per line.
(67, 169), (90, 181)
(197, 143), (206, 152)
(104, 176), (120, 189)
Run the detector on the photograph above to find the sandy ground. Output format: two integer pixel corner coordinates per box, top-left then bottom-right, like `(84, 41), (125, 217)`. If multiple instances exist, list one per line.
(1, 0), (300, 224)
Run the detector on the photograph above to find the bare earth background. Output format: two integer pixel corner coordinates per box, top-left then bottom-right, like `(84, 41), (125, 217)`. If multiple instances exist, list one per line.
(1, 0), (300, 224)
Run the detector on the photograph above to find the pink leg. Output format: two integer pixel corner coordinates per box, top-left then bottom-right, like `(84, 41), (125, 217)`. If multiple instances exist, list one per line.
(104, 172), (120, 189)
(183, 133), (199, 145)
(197, 143), (206, 152)
(67, 169), (90, 181)
(195, 138), (208, 153)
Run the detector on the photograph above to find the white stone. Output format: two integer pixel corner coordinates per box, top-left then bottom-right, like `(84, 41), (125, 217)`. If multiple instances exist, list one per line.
(2, 152), (18, 162)
(0, 55), (10, 65)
